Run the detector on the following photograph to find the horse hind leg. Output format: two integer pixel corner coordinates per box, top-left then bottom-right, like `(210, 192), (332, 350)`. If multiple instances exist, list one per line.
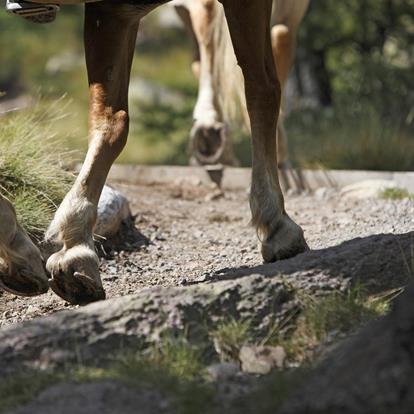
(44, 3), (140, 305)
(272, 0), (310, 169)
(0, 195), (48, 296)
(185, 0), (237, 166)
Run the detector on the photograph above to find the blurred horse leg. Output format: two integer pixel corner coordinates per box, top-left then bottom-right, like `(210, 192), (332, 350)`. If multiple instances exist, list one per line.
(178, 0), (236, 165)
(272, 0), (309, 168)
(0, 194), (48, 296)
(220, 0), (308, 261)
(44, 3), (143, 305)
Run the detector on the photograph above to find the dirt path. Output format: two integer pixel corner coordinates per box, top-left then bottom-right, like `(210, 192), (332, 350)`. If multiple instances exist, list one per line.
(1, 180), (413, 327)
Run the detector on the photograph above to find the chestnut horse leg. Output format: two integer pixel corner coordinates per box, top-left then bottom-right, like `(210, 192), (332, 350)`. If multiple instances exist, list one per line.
(221, 0), (308, 261)
(271, 0), (309, 168)
(44, 3), (142, 305)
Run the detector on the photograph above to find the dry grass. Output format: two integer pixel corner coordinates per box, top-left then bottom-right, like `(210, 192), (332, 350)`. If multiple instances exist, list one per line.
(0, 101), (75, 240)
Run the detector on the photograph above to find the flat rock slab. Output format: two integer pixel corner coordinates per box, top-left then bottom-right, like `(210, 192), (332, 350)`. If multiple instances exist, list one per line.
(9, 380), (174, 414)
(0, 232), (412, 377)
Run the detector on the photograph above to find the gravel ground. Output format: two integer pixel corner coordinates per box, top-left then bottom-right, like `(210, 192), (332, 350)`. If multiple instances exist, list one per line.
(1, 179), (414, 327)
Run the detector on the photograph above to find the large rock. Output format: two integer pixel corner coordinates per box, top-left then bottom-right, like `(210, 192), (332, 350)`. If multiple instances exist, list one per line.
(281, 284), (414, 414)
(95, 186), (131, 238)
(0, 232), (412, 377)
(10, 380), (173, 414)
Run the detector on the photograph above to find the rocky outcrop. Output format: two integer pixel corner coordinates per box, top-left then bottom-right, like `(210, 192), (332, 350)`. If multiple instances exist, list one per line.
(281, 283), (414, 414)
(10, 380), (174, 414)
(0, 232), (412, 377)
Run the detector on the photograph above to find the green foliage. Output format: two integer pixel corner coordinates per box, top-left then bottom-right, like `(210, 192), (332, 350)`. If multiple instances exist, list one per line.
(380, 188), (413, 200)
(0, 6), (84, 96)
(0, 102), (74, 240)
(299, 0), (414, 115)
(124, 100), (195, 165)
(116, 338), (214, 414)
(285, 0), (414, 170)
(286, 106), (414, 171)
(121, 337), (205, 381)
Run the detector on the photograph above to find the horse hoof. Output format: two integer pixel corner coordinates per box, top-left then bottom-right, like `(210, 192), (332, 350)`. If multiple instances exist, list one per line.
(190, 121), (237, 166)
(261, 215), (309, 262)
(46, 244), (105, 305)
(0, 267), (49, 297)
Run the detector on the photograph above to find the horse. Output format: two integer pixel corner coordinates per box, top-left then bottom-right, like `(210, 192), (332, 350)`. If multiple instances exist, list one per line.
(173, 0), (309, 167)
(0, 0), (309, 306)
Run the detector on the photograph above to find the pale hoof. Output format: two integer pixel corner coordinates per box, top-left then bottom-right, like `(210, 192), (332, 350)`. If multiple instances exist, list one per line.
(261, 215), (309, 262)
(46, 244), (105, 305)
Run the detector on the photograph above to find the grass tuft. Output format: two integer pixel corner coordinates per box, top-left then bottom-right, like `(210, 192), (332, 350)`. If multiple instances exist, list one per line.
(211, 319), (251, 362)
(271, 284), (391, 362)
(0, 102), (75, 240)
(380, 188), (413, 200)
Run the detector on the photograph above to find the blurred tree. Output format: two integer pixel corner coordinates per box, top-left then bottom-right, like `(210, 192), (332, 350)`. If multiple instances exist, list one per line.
(0, 5), (83, 98)
(296, 0), (414, 125)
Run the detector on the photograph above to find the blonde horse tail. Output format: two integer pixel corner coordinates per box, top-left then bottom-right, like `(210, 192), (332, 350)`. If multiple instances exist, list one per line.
(210, 2), (250, 129)
(210, 0), (310, 132)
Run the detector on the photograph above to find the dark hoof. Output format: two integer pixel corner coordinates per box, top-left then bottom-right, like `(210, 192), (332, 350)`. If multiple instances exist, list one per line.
(50, 271), (105, 306)
(190, 122), (237, 166)
(261, 216), (310, 262)
(262, 236), (309, 263)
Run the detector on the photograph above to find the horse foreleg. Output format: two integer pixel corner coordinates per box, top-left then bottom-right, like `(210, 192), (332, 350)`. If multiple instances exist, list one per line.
(44, 3), (139, 305)
(0, 194), (48, 296)
(221, 0), (308, 261)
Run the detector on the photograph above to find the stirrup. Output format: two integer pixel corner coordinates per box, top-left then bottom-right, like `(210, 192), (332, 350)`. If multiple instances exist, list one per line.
(6, 0), (59, 23)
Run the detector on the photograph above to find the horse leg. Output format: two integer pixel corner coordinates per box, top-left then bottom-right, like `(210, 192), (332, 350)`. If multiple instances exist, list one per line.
(272, 24), (296, 168)
(0, 194), (48, 296)
(185, 0), (236, 166)
(272, 0), (309, 169)
(221, 0), (308, 261)
(44, 3), (139, 304)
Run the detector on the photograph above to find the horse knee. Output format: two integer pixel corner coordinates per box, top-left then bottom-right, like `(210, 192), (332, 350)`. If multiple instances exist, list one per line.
(109, 110), (129, 152)
(92, 109), (129, 159)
